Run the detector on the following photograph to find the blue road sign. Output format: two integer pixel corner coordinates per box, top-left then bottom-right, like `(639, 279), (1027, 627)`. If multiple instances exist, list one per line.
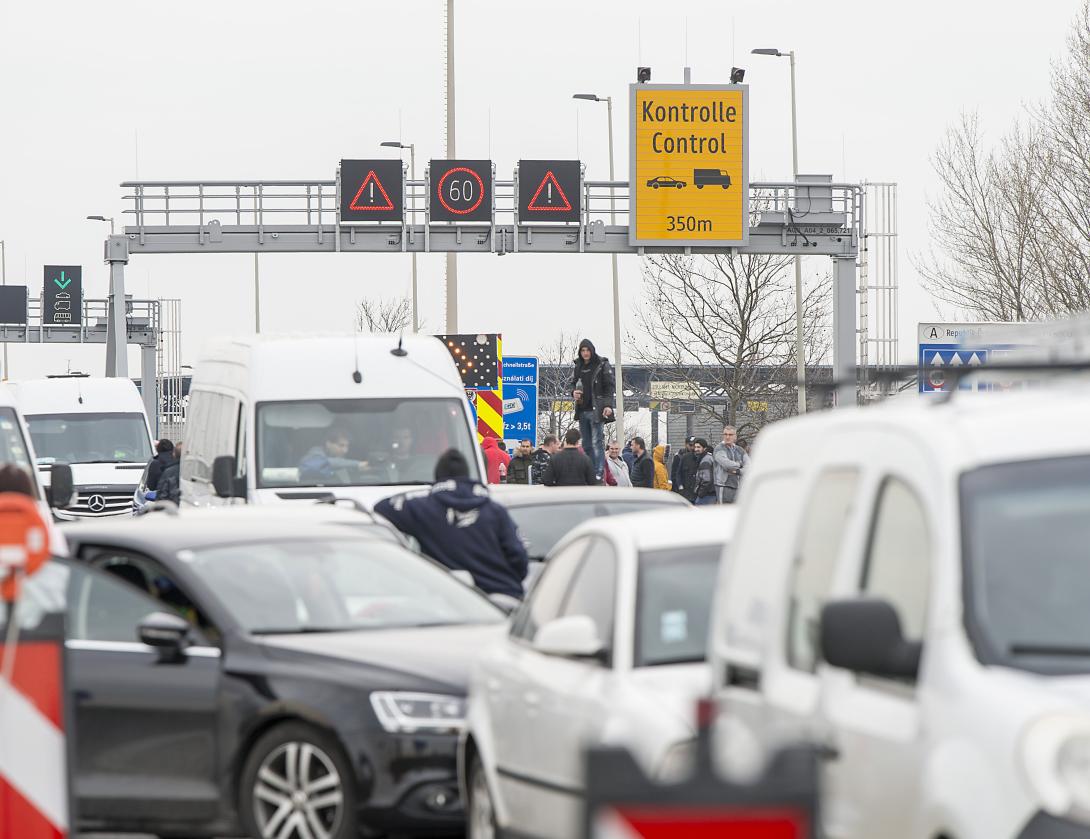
(502, 356), (538, 447)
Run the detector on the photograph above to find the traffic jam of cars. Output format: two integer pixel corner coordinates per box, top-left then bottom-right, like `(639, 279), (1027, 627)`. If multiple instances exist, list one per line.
(1, 331), (1089, 839)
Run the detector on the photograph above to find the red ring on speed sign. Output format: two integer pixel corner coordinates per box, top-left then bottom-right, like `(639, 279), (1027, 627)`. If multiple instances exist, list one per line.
(437, 167), (485, 215)
(928, 370), (946, 390)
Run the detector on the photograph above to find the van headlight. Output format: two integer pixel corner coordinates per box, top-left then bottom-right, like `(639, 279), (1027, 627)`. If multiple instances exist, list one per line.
(1021, 713), (1090, 819)
(370, 692), (466, 734)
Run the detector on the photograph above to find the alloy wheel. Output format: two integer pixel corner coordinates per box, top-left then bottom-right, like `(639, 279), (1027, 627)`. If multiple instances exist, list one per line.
(252, 741), (344, 839)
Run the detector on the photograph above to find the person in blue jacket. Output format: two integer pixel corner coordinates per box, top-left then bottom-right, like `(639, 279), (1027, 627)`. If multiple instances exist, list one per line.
(374, 449), (529, 600)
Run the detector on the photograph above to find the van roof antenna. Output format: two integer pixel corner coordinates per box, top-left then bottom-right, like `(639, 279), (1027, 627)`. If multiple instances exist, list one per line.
(351, 334), (362, 384)
(391, 330), (408, 358)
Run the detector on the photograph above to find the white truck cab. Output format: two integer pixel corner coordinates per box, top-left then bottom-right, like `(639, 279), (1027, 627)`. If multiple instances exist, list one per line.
(711, 385), (1090, 839)
(181, 334), (486, 509)
(11, 376), (154, 519)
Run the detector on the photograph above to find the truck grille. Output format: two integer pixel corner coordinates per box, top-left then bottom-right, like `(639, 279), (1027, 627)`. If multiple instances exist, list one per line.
(67, 489), (134, 518)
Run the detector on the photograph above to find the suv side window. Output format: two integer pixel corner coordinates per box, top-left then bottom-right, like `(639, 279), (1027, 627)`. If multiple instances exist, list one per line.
(862, 478), (931, 641)
(510, 538), (589, 642)
(786, 469), (860, 673)
(556, 538), (617, 663)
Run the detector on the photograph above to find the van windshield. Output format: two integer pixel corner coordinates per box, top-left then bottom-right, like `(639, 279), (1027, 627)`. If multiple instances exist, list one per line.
(962, 455), (1090, 674)
(27, 413), (151, 464)
(256, 397), (481, 488)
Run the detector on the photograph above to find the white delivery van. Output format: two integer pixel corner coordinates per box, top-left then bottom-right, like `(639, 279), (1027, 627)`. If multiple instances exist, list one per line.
(710, 384), (1090, 839)
(12, 376), (154, 520)
(181, 334), (486, 509)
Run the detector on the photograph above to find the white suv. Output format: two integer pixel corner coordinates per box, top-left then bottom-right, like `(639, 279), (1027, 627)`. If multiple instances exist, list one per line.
(711, 386), (1090, 839)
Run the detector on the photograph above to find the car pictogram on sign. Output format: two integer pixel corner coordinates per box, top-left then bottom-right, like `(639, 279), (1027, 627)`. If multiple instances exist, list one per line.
(646, 176), (687, 189)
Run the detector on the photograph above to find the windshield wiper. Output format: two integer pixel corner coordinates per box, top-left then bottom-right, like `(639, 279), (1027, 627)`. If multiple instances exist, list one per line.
(1009, 643), (1090, 657)
(250, 626), (346, 635)
(73, 459), (145, 464)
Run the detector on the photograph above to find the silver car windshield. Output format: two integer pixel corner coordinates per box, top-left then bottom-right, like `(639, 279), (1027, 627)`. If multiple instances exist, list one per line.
(189, 539), (503, 633)
(255, 397), (479, 488)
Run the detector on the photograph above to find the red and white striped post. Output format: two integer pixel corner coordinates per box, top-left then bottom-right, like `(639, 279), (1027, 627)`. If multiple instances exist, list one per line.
(0, 494), (70, 839)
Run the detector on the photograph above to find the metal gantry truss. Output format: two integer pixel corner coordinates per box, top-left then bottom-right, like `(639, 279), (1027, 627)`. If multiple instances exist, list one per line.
(104, 175), (874, 406)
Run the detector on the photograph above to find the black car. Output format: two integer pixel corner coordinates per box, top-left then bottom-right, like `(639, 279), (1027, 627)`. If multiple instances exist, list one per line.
(45, 512), (505, 838)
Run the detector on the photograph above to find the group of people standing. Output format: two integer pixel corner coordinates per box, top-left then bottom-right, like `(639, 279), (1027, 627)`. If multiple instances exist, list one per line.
(476, 336), (750, 502)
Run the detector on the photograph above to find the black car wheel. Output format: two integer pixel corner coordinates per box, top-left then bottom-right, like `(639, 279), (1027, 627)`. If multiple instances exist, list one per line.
(239, 722), (357, 839)
(676, 183), (684, 189)
(651, 182), (659, 189)
(467, 755), (500, 839)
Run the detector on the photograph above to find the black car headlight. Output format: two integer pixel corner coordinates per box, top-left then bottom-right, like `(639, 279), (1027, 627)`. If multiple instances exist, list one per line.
(369, 692), (467, 734)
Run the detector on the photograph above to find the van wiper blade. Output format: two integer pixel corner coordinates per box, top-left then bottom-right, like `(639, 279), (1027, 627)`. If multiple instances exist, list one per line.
(1009, 643), (1090, 657)
(250, 626), (346, 635)
(73, 459), (144, 464)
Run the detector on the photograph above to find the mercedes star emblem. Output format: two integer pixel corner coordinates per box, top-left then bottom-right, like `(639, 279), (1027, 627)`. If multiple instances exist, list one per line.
(87, 494), (107, 513)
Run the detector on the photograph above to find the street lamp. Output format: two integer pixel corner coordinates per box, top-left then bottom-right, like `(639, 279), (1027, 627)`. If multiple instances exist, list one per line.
(752, 47), (807, 414)
(572, 92), (625, 447)
(86, 214), (115, 235)
(381, 140), (419, 333)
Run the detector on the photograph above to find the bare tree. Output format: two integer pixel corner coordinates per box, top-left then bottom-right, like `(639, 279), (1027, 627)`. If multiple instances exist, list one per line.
(537, 332), (580, 440)
(355, 297), (415, 334)
(919, 3), (1090, 321)
(629, 252), (830, 429)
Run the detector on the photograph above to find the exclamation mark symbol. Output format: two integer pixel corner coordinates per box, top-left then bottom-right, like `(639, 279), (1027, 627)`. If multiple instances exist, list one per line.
(547, 183), (552, 203)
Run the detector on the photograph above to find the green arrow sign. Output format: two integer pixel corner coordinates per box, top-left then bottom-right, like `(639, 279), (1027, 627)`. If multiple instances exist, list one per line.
(53, 271), (72, 290)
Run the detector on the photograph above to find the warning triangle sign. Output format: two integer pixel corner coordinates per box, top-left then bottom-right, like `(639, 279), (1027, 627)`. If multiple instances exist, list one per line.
(527, 170), (572, 212)
(349, 170), (395, 211)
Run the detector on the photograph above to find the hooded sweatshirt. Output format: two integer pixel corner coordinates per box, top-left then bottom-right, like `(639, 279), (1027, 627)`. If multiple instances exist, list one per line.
(481, 437), (511, 484)
(374, 478), (529, 598)
(652, 445), (672, 491)
(568, 338), (615, 419)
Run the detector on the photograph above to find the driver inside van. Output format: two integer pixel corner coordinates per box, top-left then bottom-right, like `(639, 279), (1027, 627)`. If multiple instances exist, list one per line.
(298, 427), (369, 485)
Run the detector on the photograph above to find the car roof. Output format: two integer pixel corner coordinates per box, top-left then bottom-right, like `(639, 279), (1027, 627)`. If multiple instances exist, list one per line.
(487, 485), (690, 507)
(62, 507), (400, 554)
(752, 383), (1090, 475)
(563, 505), (737, 553)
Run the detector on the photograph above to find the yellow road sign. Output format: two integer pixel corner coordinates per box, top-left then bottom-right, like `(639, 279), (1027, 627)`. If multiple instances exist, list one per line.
(629, 84), (748, 246)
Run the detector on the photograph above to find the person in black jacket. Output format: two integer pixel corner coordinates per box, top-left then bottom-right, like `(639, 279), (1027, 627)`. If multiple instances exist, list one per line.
(670, 437), (695, 496)
(676, 438), (702, 503)
(156, 444), (183, 504)
(569, 339), (615, 481)
(145, 439), (175, 493)
(530, 434), (559, 485)
(506, 439), (533, 485)
(541, 428), (597, 486)
(629, 437), (655, 488)
(374, 449), (529, 599)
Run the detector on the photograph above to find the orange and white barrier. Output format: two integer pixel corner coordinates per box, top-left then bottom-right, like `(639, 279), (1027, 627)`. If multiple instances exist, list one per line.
(0, 493), (69, 839)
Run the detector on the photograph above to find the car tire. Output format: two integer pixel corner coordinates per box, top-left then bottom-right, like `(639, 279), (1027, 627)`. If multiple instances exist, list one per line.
(651, 183), (659, 189)
(676, 183), (684, 189)
(239, 722), (357, 839)
(467, 754), (502, 839)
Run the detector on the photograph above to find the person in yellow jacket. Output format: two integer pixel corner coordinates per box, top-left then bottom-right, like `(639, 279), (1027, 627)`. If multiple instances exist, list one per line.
(652, 444), (672, 491)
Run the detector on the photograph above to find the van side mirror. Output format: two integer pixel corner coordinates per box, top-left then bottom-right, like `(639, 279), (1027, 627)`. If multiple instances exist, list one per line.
(820, 598), (921, 680)
(49, 463), (75, 509)
(211, 455), (246, 499)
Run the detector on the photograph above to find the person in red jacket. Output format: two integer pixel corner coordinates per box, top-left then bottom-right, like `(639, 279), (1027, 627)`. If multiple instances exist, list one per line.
(481, 436), (511, 484)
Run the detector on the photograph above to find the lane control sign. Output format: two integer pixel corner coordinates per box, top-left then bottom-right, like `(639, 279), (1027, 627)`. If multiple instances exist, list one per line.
(430, 160), (493, 222)
(339, 159), (404, 223)
(518, 160), (581, 223)
(630, 83), (749, 246)
(43, 265), (82, 327)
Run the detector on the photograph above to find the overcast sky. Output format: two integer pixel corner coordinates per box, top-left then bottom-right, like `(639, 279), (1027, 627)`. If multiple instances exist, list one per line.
(0, 0), (1080, 378)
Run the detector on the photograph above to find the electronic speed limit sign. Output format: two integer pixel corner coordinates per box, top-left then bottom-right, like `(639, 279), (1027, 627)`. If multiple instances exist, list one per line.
(429, 160), (493, 222)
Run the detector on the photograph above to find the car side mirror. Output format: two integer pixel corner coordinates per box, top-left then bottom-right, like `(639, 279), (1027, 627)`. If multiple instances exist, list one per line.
(138, 611), (191, 662)
(820, 598), (921, 680)
(211, 455), (246, 499)
(534, 615), (606, 661)
(49, 463), (75, 509)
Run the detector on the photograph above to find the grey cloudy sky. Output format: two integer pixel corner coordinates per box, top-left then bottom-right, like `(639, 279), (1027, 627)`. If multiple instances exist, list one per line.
(0, 0), (1080, 377)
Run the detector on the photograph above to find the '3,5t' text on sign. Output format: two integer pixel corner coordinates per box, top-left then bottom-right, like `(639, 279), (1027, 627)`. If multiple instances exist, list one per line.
(629, 84), (749, 246)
